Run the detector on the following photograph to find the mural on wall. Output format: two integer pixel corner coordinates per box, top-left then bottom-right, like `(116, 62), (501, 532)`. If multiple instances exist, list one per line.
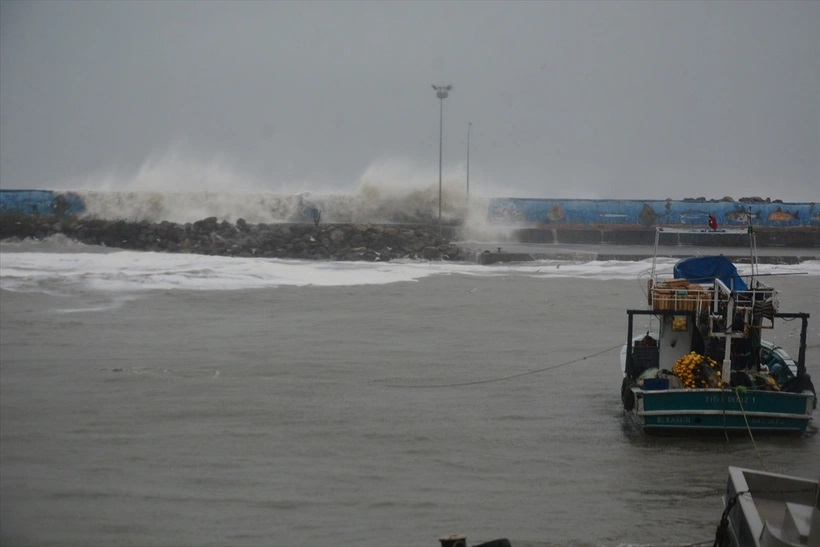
(0, 190), (817, 228)
(486, 198), (817, 228)
(0, 190), (85, 217)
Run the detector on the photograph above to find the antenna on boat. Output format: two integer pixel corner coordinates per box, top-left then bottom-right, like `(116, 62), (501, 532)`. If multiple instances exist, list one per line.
(747, 205), (759, 285)
(651, 227), (661, 281)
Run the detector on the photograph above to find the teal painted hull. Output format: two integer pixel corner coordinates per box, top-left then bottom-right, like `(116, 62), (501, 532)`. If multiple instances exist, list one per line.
(629, 388), (814, 434)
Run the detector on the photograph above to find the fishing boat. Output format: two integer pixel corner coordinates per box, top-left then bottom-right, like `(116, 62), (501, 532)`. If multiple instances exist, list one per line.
(714, 466), (819, 547)
(620, 227), (816, 435)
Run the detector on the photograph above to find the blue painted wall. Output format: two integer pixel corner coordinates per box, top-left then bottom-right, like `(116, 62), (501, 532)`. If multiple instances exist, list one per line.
(0, 190), (817, 228)
(487, 198), (818, 228)
(0, 190), (85, 217)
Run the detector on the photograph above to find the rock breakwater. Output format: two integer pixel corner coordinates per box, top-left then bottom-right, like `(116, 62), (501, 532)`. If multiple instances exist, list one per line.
(0, 214), (463, 261)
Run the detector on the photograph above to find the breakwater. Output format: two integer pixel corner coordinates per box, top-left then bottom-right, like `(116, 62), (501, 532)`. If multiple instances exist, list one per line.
(3, 213), (818, 264)
(512, 226), (820, 247)
(0, 214), (462, 262)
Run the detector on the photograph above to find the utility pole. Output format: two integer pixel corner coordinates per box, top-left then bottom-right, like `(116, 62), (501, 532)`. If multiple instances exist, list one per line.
(466, 121), (471, 202)
(432, 84), (452, 236)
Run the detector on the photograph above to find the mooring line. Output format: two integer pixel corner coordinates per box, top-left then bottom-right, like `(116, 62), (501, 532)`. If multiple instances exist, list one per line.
(387, 343), (622, 388)
(735, 387), (768, 471)
(721, 388), (729, 443)
(713, 490), (749, 547)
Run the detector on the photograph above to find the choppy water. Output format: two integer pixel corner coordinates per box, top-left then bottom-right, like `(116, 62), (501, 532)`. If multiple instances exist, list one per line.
(1, 239), (818, 547)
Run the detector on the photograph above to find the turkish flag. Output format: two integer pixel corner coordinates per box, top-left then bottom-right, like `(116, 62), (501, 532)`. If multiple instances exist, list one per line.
(708, 214), (718, 230)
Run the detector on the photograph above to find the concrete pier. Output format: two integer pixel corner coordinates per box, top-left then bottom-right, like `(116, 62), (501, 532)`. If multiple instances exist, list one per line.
(457, 225), (819, 264)
(460, 243), (819, 265)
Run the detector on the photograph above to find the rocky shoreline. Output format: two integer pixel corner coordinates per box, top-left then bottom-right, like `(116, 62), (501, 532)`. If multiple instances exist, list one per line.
(2, 213), (817, 264)
(0, 214), (463, 261)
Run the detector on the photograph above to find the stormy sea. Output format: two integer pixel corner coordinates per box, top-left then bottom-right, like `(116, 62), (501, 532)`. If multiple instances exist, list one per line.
(1, 190), (818, 547)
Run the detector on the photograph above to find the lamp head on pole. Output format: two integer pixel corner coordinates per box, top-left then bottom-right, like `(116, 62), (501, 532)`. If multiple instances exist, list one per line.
(432, 84), (452, 99)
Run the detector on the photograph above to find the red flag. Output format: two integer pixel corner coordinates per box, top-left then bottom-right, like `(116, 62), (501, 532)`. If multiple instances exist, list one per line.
(708, 214), (717, 230)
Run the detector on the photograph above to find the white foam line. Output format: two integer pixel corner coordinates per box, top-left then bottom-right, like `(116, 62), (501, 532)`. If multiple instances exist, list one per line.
(1, 250), (818, 294)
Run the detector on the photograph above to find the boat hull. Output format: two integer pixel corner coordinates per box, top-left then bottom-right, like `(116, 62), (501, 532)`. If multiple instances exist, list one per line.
(627, 387), (814, 435)
(721, 466), (820, 547)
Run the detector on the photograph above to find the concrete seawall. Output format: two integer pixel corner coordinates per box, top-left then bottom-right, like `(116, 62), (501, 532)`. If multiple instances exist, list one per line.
(510, 226), (820, 247)
(461, 245), (819, 265)
(2, 190), (818, 228)
(456, 226), (819, 264)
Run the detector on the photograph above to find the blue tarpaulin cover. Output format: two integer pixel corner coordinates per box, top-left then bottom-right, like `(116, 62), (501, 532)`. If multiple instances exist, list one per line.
(673, 256), (748, 291)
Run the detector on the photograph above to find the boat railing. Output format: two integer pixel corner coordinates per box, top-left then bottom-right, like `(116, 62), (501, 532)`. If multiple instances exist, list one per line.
(647, 275), (779, 326)
(711, 278), (779, 330)
(647, 278), (714, 315)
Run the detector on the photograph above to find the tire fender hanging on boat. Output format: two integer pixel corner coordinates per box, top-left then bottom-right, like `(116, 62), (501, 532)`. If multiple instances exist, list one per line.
(621, 377), (638, 411)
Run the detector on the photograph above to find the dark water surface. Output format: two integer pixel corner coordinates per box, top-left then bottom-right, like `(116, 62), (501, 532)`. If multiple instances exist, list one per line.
(1, 262), (818, 547)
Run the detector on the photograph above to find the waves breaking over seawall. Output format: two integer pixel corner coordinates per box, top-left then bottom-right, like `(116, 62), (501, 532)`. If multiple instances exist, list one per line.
(1, 190), (818, 262)
(5, 188), (477, 226)
(2, 189), (818, 230)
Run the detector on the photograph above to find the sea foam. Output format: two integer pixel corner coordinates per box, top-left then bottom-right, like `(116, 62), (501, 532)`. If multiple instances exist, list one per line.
(1, 243), (818, 294)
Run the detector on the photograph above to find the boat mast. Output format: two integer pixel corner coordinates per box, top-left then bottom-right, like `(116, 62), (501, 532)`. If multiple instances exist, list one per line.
(651, 228), (661, 282)
(747, 206), (758, 285)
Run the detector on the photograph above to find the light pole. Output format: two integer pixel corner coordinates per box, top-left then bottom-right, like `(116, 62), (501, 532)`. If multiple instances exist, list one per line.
(466, 121), (471, 202)
(432, 84), (451, 236)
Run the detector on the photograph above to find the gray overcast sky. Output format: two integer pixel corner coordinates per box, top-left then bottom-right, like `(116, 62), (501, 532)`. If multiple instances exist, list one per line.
(1, 0), (818, 201)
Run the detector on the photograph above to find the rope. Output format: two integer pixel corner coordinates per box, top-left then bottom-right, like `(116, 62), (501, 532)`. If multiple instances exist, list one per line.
(735, 387), (768, 471)
(721, 389), (729, 443)
(713, 490), (748, 547)
(712, 484), (817, 547)
(387, 343), (622, 388)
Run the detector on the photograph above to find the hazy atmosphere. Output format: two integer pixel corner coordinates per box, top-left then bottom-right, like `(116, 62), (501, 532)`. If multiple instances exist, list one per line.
(1, 0), (818, 201)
